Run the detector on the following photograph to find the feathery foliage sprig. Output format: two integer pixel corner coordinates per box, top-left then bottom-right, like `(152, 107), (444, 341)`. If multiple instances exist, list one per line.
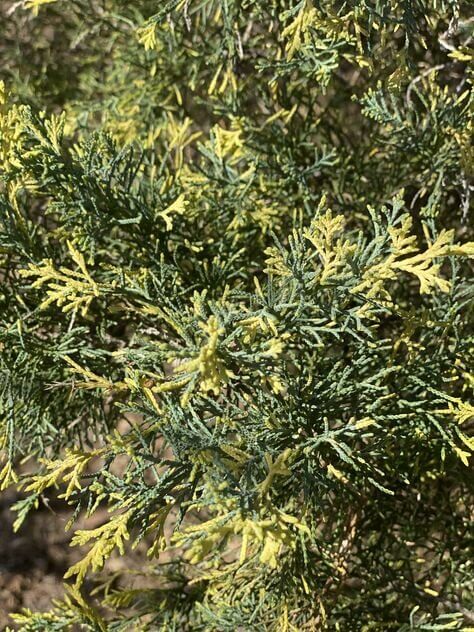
(0, 0), (473, 629)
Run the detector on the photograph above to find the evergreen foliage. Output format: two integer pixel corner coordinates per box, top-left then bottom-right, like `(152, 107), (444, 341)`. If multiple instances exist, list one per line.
(0, 0), (473, 629)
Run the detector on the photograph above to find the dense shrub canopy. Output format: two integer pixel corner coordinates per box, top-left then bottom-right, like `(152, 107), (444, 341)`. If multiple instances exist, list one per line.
(0, 1), (473, 630)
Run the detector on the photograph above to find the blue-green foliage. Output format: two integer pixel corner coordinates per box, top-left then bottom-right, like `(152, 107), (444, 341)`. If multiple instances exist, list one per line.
(0, 1), (473, 630)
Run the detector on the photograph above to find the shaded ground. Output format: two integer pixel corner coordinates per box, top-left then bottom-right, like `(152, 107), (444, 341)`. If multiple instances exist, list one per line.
(0, 486), (175, 629)
(0, 490), (73, 627)
(0, 492), (135, 628)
